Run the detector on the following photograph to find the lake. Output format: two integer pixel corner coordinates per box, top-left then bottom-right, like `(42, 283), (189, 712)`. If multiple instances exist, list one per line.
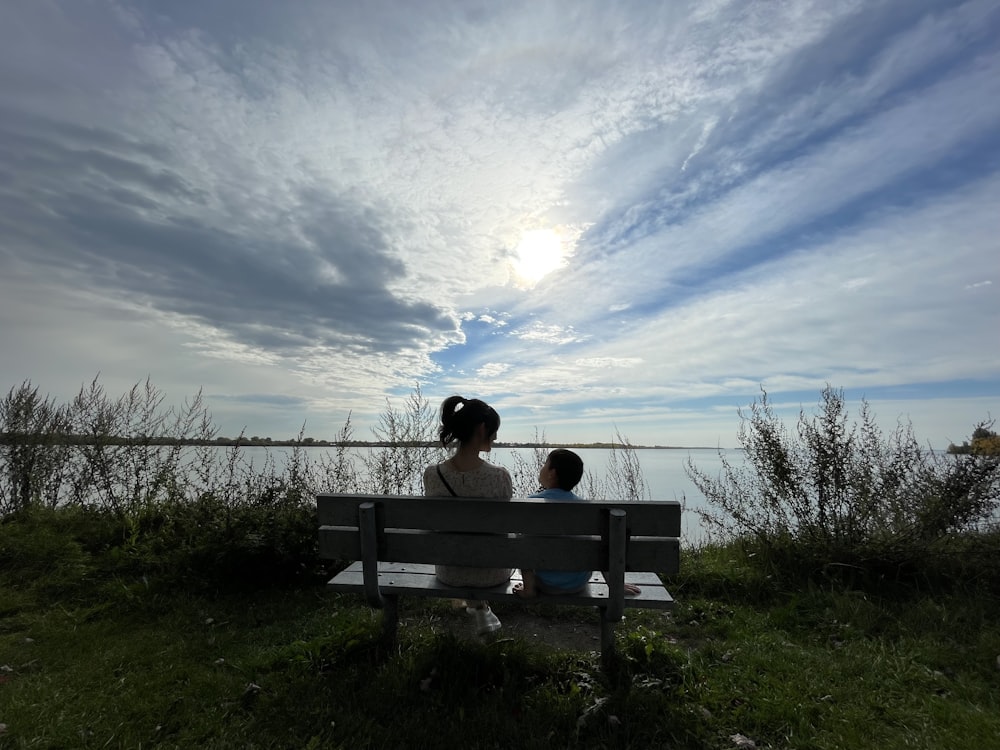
(499, 446), (736, 542)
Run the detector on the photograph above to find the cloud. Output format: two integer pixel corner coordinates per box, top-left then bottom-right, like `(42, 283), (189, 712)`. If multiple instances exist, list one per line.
(211, 393), (309, 408)
(0, 0), (997, 449)
(575, 358), (644, 369)
(478, 314), (509, 327)
(512, 322), (587, 346)
(0, 63), (463, 373)
(545, 49), (1000, 321)
(476, 363), (511, 378)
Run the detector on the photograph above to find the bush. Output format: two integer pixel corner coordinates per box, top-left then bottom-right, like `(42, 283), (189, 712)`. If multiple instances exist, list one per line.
(686, 386), (1000, 583)
(0, 383), (74, 513)
(0, 377), (664, 592)
(0, 508), (96, 584)
(0, 494), (324, 599)
(123, 492), (324, 591)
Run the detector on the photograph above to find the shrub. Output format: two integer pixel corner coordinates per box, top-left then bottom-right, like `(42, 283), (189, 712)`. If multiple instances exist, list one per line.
(0, 508), (95, 583)
(686, 385), (1000, 583)
(0, 377), (661, 591)
(507, 429), (549, 497)
(123, 492), (324, 591)
(359, 385), (444, 495)
(0, 383), (74, 513)
(1, 377), (218, 515)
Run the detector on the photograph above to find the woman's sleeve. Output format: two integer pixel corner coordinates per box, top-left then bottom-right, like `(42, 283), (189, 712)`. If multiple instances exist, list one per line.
(500, 467), (513, 499)
(422, 465), (442, 496)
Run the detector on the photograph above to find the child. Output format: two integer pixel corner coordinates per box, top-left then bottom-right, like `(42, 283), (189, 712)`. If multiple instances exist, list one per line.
(515, 449), (642, 598)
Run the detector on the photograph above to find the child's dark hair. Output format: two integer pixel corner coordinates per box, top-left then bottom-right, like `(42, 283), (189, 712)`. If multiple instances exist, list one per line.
(547, 448), (584, 491)
(438, 395), (501, 447)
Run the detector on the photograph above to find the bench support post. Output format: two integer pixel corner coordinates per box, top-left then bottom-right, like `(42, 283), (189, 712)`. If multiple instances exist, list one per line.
(381, 594), (399, 648)
(600, 614), (616, 671)
(601, 508), (627, 669)
(359, 502), (385, 609)
(605, 509), (627, 621)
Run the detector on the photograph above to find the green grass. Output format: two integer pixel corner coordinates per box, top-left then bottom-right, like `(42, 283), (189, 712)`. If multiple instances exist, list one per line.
(1, 520), (999, 749)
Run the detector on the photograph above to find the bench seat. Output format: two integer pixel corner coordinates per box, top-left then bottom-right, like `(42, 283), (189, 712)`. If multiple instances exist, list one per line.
(329, 562), (674, 609)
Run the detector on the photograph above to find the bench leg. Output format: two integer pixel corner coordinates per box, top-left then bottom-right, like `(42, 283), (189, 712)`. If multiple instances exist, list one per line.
(600, 615), (617, 672)
(380, 594), (399, 649)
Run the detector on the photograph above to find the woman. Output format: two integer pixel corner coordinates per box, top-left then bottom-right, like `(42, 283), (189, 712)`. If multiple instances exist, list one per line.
(422, 395), (512, 635)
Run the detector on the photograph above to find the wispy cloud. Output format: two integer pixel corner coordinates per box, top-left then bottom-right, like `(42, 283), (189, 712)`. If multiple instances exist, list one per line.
(1, 0), (997, 447)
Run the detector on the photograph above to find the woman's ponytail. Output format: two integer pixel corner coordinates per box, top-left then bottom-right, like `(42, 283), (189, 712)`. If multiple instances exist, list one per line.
(438, 394), (500, 447)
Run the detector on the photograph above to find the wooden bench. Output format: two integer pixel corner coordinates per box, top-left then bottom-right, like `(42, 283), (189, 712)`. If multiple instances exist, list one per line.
(317, 493), (681, 669)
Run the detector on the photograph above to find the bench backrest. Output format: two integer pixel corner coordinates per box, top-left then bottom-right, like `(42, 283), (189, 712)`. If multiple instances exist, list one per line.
(317, 493), (681, 573)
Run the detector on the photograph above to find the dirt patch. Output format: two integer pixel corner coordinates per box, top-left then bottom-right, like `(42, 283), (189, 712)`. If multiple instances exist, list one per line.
(493, 608), (604, 653)
(400, 600), (676, 656)
(414, 605), (603, 654)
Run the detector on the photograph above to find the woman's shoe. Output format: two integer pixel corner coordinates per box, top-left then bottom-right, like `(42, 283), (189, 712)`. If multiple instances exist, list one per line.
(473, 606), (501, 636)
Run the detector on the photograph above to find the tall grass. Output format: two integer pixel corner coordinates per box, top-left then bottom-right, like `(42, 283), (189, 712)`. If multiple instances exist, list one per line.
(1, 377), (663, 593)
(582, 429), (651, 502)
(1, 377), (219, 514)
(2, 378), (657, 517)
(506, 429), (550, 497)
(0, 378), (418, 517)
(357, 384), (445, 495)
(0, 377), (660, 598)
(686, 385), (1000, 586)
(497, 428), (651, 502)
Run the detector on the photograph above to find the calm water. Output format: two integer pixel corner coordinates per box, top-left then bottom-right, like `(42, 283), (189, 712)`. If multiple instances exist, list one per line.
(495, 447), (735, 542)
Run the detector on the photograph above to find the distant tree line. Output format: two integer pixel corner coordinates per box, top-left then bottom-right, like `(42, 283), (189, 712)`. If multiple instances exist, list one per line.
(0, 432), (677, 450)
(0, 433), (408, 448)
(947, 423), (1000, 456)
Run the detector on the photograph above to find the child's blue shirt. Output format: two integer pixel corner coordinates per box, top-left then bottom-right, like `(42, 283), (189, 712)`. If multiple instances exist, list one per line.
(530, 488), (580, 501)
(529, 487), (592, 592)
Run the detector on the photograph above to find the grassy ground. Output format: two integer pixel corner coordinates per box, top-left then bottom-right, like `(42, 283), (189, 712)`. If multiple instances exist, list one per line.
(1, 532), (999, 749)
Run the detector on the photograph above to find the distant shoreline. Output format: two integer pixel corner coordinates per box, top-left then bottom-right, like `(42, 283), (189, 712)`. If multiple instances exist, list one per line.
(0, 433), (726, 451)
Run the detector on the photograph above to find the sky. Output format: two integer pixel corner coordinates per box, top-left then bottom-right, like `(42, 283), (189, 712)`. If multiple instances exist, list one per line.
(1, 0), (998, 449)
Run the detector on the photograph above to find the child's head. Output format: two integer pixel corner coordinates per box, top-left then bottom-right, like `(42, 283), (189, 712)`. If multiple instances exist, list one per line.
(438, 395), (501, 450)
(539, 448), (584, 491)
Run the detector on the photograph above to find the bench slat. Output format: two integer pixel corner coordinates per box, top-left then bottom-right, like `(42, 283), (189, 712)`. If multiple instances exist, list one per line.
(320, 527), (680, 572)
(317, 494), (682, 537)
(328, 562), (675, 610)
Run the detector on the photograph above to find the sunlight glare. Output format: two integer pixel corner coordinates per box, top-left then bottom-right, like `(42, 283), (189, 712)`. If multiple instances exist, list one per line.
(511, 229), (565, 286)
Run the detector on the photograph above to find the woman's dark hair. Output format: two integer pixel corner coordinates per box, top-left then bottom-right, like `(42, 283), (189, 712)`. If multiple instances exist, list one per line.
(439, 395), (501, 447)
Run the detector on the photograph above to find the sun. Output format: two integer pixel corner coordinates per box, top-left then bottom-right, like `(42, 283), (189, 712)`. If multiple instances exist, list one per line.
(511, 229), (565, 286)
